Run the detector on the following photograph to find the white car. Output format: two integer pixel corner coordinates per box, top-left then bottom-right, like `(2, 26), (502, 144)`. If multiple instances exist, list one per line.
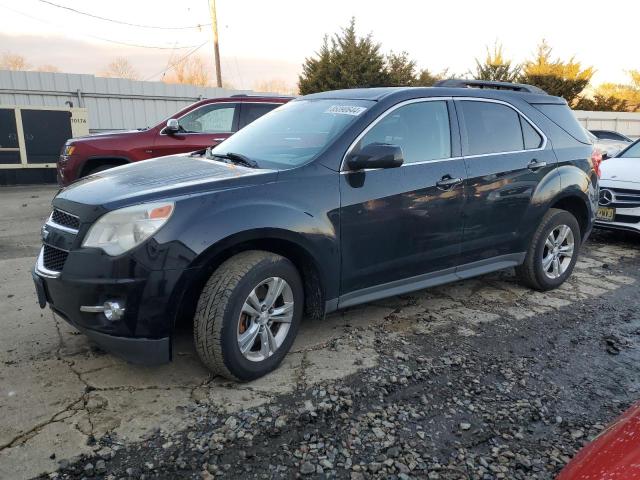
(585, 129), (630, 159)
(596, 140), (640, 233)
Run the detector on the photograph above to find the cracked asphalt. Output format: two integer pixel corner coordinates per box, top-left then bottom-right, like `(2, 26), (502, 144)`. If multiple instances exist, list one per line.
(1, 185), (639, 479)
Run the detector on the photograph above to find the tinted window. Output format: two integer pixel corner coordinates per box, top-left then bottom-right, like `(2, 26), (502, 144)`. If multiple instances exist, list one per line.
(210, 99), (373, 169)
(533, 104), (590, 144)
(460, 101), (523, 155)
(620, 140), (640, 158)
(0, 109), (19, 149)
(357, 101), (451, 164)
(179, 104), (235, 133)
(591, 130), (630, 142)
(239, 103), (279, 129)
(521, 116), (543, 149)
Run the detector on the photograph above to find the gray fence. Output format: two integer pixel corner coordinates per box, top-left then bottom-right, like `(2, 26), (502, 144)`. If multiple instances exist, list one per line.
(0, 70), (263, 133)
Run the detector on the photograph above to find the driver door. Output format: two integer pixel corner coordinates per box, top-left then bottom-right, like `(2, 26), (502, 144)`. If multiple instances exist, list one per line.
(339, 99), (467, 307)
(152, 102), (239, 157)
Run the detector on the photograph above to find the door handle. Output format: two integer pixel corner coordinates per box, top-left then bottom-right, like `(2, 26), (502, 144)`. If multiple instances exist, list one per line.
(527, 159), (547, 171)
(436, 175), (463, 190)
(212, 137), (226, 142)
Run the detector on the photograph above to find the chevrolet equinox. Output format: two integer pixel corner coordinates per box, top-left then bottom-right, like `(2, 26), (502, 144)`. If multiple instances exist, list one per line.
(33, 80), (599, 381)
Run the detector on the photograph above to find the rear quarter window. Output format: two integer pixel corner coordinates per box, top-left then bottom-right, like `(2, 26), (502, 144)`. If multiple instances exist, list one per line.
(532, 104), (590, 145)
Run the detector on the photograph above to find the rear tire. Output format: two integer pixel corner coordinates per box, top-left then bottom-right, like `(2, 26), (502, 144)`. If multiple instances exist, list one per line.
(194, 251), (303, 381)
(516, 208), (581, 291)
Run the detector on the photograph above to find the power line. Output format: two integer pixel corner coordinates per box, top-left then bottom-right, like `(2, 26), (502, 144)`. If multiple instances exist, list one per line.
(0, 3), (204, 50)
(144, 42), (209, 81)
(38, 0), (211, 30)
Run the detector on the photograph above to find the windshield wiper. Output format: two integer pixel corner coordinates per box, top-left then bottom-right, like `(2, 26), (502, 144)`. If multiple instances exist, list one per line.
(207, 149), (259, 168)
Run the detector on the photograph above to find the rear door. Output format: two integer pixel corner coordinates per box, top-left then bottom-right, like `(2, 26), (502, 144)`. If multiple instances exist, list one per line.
(152, 102), (239, 157)
(339, 99), (467, 305)
(455, 98), (557, 267)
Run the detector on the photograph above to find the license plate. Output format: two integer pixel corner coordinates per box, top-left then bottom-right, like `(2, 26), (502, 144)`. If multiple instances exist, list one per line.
(596, 207), (615, 222)
(32, 272), (47, 308)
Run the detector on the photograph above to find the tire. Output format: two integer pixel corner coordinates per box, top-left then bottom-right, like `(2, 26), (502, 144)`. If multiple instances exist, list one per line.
(194, 250), (304, 381)
(516, 208), (582, 291)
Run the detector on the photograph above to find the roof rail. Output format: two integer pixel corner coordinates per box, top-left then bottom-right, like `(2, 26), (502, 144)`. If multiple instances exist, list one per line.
(434, 79), (548, 95)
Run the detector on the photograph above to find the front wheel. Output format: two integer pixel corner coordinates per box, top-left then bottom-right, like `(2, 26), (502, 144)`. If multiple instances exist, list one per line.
(516, 208), (581, 291)
(194, 251), (303, 381)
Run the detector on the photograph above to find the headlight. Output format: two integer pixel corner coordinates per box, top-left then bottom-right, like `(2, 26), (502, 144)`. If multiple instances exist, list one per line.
(82, 202), (174, 256)
(63, 144), (76, 156)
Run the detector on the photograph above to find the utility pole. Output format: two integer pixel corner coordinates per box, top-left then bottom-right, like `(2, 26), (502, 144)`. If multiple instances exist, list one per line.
(209, 0), (222, 87)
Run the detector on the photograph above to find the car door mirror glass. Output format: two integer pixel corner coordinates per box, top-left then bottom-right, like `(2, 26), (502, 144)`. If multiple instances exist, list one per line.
(346, 143), (404, 170)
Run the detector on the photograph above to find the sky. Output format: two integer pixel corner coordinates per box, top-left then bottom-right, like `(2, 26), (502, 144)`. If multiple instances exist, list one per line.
(0, 0), (637, 90)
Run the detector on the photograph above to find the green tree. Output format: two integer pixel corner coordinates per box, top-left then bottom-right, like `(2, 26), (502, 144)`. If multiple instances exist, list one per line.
(519, 40), (593, 105)
(298, 18), (388, 94)
(386, 51), (418, 86)
(473, 43), (520, 82)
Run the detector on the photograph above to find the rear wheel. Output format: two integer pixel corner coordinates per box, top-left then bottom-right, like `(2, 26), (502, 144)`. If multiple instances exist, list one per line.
(516, 208), (581, 291)
(194, 251), (303, 381)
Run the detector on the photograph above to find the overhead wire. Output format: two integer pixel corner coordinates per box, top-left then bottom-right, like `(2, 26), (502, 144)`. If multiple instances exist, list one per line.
(38, 0), (211, 30)
(0, 3), (204, 50)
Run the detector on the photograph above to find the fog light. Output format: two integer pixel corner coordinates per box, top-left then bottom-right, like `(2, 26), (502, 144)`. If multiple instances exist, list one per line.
(103, 301), (125, 321)
(80, 301), (125, 321)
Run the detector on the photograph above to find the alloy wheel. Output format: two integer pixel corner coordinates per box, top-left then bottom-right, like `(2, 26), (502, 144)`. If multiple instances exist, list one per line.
(541, 224), (575, 280)
(237, 277), (294, 362)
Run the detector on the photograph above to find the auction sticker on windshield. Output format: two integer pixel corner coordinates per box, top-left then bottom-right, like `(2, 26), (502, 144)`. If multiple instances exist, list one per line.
(325, 105), (367, 116)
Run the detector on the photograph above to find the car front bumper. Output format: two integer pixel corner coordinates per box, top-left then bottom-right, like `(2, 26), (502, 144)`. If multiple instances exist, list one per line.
(33, 246), (193, 365)
(595, 205), (640, 233)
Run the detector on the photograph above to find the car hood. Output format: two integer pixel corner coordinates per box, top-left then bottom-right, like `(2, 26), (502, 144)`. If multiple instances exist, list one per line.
(55, 154), (277, 208)
(70, 129), (148, 143)
(600, 156), (640, 184)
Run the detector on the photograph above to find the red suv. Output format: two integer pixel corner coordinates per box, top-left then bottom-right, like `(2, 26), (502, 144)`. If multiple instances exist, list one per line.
(57, 95), (292, 186)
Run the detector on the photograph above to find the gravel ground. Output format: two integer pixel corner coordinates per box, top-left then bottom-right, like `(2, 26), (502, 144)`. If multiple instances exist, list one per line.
(38, 229), (640, 480)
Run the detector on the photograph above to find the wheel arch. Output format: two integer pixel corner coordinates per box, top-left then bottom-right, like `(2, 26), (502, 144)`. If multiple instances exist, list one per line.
(549, 192), (591, 239)
(80, 156), (131, 177)
(171, 228), (328, 333)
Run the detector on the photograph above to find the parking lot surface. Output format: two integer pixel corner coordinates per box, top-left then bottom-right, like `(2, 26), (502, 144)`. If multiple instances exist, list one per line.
(1, 185), (639, 479)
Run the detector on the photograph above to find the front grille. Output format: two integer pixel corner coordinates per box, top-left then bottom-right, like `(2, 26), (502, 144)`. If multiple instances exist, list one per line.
(43, 244), (69, 272)
(601, 187), (640, 208)
(51, 209), (79, 230)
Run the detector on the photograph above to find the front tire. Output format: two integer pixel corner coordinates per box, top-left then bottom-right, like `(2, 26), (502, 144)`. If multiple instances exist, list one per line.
(516, 208), (581, 291)
(194, 251), (303, 381)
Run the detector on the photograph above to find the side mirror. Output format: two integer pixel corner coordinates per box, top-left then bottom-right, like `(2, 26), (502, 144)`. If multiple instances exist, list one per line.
(165, 118), (180, 134)
(346, 143), (404, 171)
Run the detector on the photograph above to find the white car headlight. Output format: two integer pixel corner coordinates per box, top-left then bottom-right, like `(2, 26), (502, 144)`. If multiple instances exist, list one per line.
(82, 202), (174, 256)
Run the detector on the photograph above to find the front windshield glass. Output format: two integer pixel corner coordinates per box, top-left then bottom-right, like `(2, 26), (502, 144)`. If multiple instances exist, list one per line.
(210, 99), (374, 169)
(620, 140), (640, 158)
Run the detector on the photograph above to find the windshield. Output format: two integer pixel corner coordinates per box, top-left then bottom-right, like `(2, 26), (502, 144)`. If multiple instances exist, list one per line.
(209, 99), (374, 169)
(620, 140), (640, 158)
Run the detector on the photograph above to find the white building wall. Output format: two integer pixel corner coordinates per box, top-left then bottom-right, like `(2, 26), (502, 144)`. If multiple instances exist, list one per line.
(574, 110), (640, 139)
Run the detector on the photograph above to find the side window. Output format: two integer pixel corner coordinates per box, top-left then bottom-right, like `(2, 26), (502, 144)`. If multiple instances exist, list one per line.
(520, 116), (543, 149)
(178, 104), (236, 133)
(357, 101), (451, 164)
(460, 101), (523, 155)
(239, 103), (279, 129)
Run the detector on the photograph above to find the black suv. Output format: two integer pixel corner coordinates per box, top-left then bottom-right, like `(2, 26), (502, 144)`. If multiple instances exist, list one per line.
(33, 80), (598, 381)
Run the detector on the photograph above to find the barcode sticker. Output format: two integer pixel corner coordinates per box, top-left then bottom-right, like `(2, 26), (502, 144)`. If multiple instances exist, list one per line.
(325, 105), (367, 116)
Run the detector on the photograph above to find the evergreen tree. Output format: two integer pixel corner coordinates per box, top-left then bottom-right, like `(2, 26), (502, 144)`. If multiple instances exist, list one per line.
(473, 44), (520, 82)
(298, 19), (388, 94)
(519, 40), (593, 105)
